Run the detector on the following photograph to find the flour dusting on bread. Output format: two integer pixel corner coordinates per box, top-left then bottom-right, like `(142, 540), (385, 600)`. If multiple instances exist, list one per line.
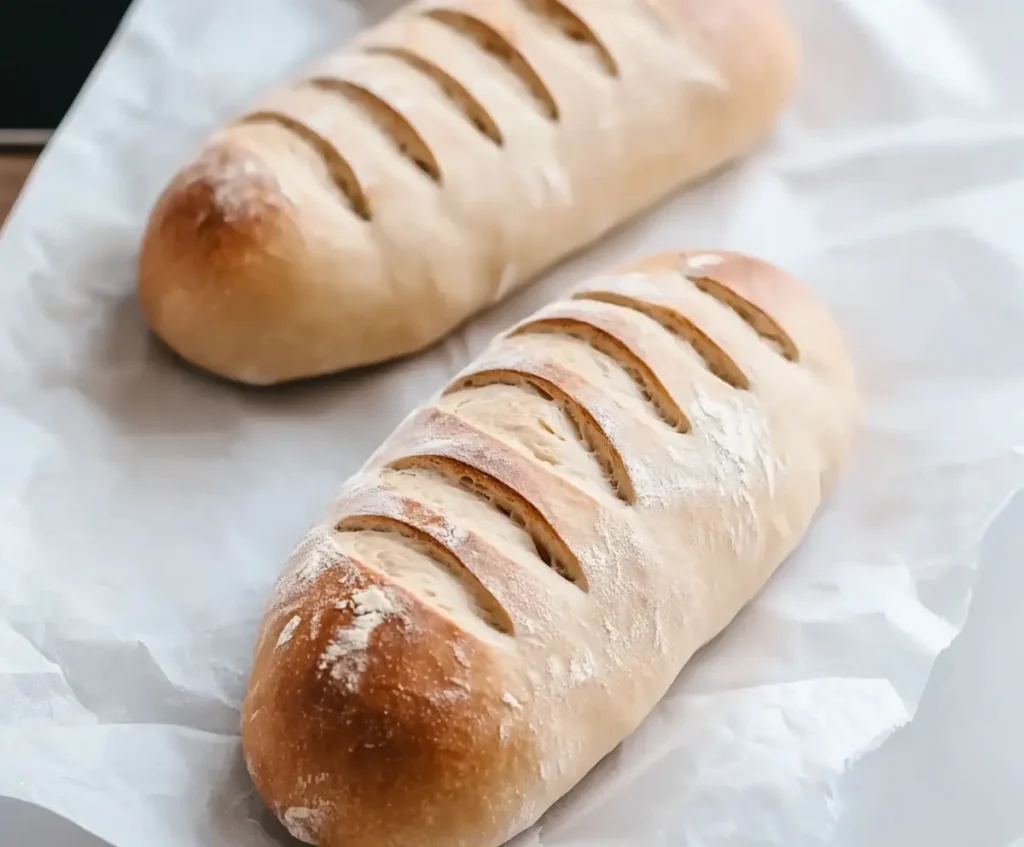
(182, 144), (280, 226)
(568, 650), (595, 686)
(282, 806), (322, 844)
(274, 528), (348, 612)
(276, 615), (301, 649)
(319, 586), (400, 691)
(692, 388), (777, 491)
(502, 692), (523, 710)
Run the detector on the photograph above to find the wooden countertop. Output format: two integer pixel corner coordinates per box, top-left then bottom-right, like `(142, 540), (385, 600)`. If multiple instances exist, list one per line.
(1, 153), (38, 227)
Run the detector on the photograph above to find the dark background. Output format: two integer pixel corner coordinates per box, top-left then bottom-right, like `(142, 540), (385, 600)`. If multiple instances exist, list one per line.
(0, 2), (133, 132)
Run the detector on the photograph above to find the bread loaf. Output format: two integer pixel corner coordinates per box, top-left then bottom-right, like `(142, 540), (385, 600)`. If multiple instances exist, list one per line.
(240, 250), (859, 846)
(138, 0), (800, 385)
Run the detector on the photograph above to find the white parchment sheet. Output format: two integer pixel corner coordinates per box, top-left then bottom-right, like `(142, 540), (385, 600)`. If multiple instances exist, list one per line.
(2, 0), (1024, 845)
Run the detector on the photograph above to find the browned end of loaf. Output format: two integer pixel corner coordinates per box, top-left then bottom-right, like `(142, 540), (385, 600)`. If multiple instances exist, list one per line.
(241, 558), (536, 846)
(138, 141), (302, 383)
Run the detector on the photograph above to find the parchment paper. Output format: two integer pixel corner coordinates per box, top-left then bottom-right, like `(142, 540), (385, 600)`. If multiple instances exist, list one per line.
(2, 0), (1024, 845)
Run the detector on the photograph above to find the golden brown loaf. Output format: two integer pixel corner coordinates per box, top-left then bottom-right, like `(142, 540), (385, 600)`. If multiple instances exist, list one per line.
(138, 0), (800, 385)
(240, 250), (859, 846)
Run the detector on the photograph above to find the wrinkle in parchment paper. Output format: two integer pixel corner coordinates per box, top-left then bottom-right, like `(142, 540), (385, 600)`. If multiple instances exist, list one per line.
(1, 0), (1024, 845)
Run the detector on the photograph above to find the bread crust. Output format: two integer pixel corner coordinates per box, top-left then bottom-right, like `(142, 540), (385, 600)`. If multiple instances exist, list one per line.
(138, 0), (800, 384)
(241, 249), (859, 846)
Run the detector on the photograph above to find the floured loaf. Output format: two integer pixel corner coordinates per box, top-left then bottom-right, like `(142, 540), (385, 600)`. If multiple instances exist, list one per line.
(240, 249), (859, 846)
(138, 0), (800, 384)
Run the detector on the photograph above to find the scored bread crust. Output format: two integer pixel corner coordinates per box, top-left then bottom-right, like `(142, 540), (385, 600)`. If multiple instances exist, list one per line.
(138, 0), (800, 385)
(240, 250), (859, 847)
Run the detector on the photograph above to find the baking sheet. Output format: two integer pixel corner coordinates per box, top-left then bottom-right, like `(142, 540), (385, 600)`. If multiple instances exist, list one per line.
(2, 0), (1024, 845)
